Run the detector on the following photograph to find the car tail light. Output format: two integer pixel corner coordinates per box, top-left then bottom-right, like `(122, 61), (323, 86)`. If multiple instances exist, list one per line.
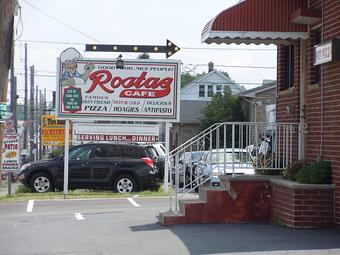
(142, 157), (154, 168)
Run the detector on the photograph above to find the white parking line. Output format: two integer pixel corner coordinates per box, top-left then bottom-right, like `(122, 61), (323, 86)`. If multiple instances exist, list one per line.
(27, 200), (34, 213)
(127, 197), (141, 207)
(74, 212), (85, 220)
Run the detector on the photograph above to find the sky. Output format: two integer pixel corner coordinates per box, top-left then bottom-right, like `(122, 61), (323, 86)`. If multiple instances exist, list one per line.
(13, 0), (277, 102)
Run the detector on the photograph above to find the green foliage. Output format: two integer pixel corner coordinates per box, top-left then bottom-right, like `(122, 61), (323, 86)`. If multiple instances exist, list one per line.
(200, 87), (246, 130)
(181, 72), (204, 88)
(137, 53), (150, 59)
(49, 149), (62, 159)
(281, 160), (306, 181)
(295, 160), (331, 184)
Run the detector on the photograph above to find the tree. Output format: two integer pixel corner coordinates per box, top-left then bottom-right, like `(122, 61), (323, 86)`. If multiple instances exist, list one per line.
(0, 0), (16, 177)
(200, 88), (246, 130)
(137, 53), (150, 59)
(181, 72), (204, 88)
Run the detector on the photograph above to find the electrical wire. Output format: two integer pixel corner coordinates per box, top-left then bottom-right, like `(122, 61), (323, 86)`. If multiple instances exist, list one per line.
(21, 0), (102, 43)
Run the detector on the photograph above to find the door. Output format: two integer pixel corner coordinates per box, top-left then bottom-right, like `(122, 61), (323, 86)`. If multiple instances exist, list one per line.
(91, 144), (122, 186)
(68, 145), (93, 188)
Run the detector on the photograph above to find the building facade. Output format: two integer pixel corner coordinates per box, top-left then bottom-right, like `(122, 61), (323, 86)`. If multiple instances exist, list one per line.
(201, 0), (340, 228)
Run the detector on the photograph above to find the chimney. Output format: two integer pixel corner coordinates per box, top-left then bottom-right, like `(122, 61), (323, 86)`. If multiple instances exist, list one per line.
(208, 61), (214, 72)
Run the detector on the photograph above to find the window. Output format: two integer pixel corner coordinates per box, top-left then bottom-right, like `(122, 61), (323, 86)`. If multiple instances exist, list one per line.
(122, 146), (145, 158)
(216, 85), (222, 94)
(94, 145), (121, 158)
(284, 45), (294, 89)
(207, 85), (213, 97)
(69, 146), (92, 160)
(199, 85), (205, 97)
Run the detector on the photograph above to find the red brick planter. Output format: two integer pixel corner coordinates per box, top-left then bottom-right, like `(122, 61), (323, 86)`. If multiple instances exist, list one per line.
(271, 179), (335, 229)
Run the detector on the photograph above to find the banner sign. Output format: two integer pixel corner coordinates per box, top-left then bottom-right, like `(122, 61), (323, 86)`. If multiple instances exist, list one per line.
(1, 134), (19, 172)
(73, 123), (159, 144)
(56, 48), (180, 122)
(41, 115), (72, 146)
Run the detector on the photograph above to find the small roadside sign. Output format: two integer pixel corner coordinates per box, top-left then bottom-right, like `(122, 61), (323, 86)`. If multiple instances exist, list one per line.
(1, 134), (20, 172)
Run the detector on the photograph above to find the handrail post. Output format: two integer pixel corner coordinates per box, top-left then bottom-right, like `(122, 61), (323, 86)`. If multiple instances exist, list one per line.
(175, 153), (179, 213)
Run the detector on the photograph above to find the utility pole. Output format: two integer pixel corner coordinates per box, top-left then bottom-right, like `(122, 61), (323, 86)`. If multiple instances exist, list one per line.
(10, 53), (17, 132)
(29, 65), (35, 161)
(23, 43), (28, 150)
(35, 86), (39, 160)
(0, 0), (16, 177)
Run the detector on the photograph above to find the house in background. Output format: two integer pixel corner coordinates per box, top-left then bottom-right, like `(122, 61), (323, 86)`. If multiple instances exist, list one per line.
(170, 62), (245, 149)
(238, 80), (277, 123)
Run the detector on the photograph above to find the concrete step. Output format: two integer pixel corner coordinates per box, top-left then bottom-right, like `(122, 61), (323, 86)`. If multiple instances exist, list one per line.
(159, 211), (185, 226)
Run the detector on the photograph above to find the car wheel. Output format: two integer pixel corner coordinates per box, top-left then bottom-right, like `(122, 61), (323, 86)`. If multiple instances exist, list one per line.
(29, 173), (53, 193)
(113, 174), (137, 194)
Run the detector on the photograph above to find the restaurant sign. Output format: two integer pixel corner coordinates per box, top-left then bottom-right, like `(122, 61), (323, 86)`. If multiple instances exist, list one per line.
(314, 38), (340, 65)
(56, 48), (180, 122)
(72, 123), (159, 144)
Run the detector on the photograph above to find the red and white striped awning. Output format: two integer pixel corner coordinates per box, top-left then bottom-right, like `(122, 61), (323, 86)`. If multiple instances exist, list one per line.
(201, 0), (315, 45)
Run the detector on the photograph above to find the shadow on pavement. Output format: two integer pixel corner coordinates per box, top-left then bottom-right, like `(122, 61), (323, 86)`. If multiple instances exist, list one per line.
(130, 222), (340, 254)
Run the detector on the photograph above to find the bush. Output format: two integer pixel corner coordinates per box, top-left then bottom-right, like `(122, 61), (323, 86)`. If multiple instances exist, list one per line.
(49, 149), (62, 159)
(281, 160), (306, 181)
(295, 160), (331, 184)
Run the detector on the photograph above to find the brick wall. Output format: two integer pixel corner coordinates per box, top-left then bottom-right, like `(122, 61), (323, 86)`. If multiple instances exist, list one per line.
(271, 179), (334, 228)
(276, 0), (340, 228)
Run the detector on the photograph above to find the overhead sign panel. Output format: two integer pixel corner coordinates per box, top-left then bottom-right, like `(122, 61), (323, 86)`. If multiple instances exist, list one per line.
(85, 39), (180, 58)
(56, 48), (180, 122)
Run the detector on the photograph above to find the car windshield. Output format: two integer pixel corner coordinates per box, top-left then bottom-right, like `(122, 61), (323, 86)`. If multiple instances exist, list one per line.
(209, 151), (250, 164)
(180, 151), (205, 163)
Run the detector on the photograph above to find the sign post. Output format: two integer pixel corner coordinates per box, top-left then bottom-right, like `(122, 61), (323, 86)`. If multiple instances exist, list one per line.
(63, 120), (69, 198)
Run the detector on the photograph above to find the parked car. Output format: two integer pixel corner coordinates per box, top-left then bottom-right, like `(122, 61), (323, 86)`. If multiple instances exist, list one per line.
(18, 143), (159, 194)
(172, 150), (206, 185)
(196, 148), (255, 186)
(150, 143), (166, 180)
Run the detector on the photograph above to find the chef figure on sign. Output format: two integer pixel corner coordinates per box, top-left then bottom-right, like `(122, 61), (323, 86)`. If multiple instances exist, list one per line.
(60, 47), (95, 87)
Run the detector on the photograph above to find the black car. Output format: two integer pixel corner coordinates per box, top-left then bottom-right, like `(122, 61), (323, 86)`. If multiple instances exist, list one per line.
(18, 143), (159, 194)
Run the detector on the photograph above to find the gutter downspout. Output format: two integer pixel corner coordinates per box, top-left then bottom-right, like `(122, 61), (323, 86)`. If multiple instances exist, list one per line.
(298, 39), (306, 160)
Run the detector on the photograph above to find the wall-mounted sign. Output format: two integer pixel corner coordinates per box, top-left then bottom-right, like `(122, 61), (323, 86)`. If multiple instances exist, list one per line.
(73, 123), (159, 144)
(314, 38), (340, 65)
(56, 48), (180, 122)
(1, 134), (19, 172)
(41, 115), (72, 146)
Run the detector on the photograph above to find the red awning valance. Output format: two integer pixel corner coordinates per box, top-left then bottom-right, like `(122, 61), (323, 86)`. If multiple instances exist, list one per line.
(201, 0), (310, 45)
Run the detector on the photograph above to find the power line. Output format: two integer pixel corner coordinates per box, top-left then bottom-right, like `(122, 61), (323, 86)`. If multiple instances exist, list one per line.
(21, 0), (102, 43)
(17, 39), (276, 52)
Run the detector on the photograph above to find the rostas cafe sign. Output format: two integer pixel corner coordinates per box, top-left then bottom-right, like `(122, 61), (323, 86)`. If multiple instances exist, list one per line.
(56, 48), (180, 122)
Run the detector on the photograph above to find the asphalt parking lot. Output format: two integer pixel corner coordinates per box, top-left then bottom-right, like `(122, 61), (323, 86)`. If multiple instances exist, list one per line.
(1, 196), (340, 255)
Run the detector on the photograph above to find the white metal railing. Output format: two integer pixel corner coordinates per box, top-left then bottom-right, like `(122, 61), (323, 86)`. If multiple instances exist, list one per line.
(167, 122), (299, 213)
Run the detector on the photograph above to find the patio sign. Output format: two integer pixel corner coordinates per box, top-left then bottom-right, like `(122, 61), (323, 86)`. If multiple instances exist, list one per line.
(314, 38), (340, 65)
(1, 134), (19, 172)
(56, 48), (180, 122)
